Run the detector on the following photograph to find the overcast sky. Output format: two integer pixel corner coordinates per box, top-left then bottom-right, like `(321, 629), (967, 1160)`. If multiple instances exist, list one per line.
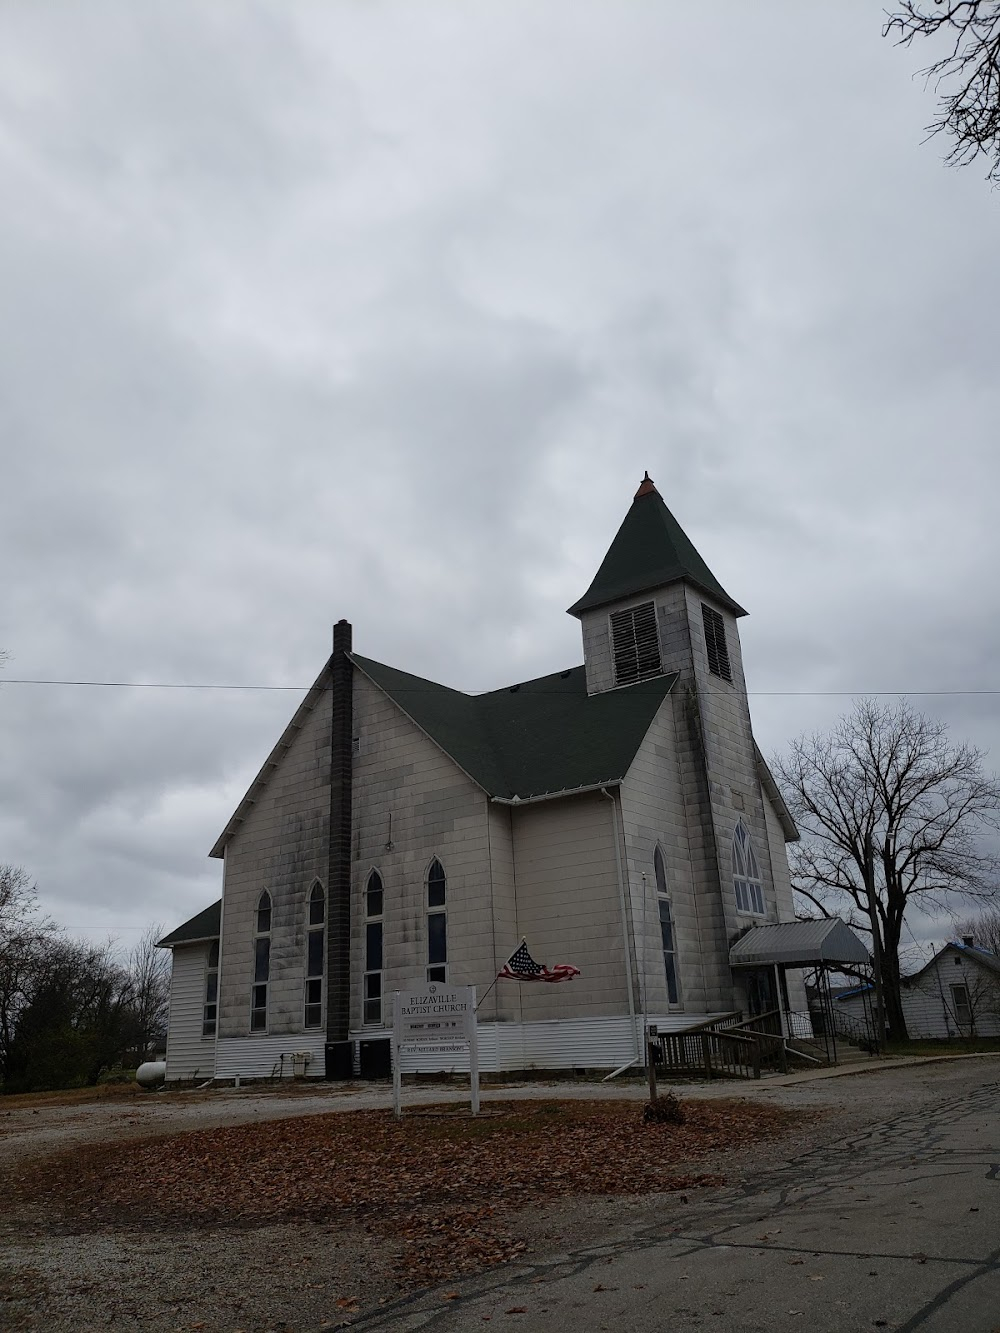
(2, 1), (997, 963)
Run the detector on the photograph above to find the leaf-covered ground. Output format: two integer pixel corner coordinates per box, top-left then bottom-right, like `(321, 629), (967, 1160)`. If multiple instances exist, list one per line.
(11, 1097), (806, 1287)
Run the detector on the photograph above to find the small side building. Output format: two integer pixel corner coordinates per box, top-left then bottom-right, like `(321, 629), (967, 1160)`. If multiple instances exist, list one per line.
(158, 902), (220, 1081)
(836, 939), (1000, 1041)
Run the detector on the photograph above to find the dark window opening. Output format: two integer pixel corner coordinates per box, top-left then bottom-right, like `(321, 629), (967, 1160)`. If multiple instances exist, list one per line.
(653, 847), (679, 1005)
(951, 983), (972, 1027)
(610, 602), (661, 686)
(427, 859), (446, 907)
(203, 939), (219, 1038)
(659, 898), (679, 1005)
(428, 912), (447, 966)
(364, 872), (383, 1025)
(256, 891), (272, 935)
(702, 604), (732, 681)
(251, 898), (271, 1032)
(366, 870), (383, 919)
(305, 883), (325, 1029)
(427, 860), (448, 982)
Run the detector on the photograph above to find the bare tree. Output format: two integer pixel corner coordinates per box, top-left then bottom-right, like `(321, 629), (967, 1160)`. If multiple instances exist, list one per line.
(885, 2), (1000, 181)
(124, 924), (170, 1060)
(954, 906), (1000, 954)
(774, 700), (1000, 1041)
(0, 866), (56, 1084)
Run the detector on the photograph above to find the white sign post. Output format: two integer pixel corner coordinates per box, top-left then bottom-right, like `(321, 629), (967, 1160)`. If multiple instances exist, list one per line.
(391, 983), (479, 1118)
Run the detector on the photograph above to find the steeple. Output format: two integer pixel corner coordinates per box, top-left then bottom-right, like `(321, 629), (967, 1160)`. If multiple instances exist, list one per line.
(567, 473), (746, 618)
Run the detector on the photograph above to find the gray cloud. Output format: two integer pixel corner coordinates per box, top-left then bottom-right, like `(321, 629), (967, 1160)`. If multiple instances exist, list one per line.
(1, 1), (997, 956)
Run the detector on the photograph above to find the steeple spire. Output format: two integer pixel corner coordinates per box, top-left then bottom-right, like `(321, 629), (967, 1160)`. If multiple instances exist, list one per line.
(567, 475), (746, 618)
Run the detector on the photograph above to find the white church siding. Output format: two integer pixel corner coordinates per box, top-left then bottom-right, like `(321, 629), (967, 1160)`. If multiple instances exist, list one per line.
(485, 802), (518, 1024)
(352, 670), (496, 1034)
(215, 1032), (328, 1080)
(619, 696), (706, 1017)
(164, 942), (215, 1081)
(510, 791), (627, 1023)
(392, 1012), (730, 1075)
(216, 681), (332, 1044)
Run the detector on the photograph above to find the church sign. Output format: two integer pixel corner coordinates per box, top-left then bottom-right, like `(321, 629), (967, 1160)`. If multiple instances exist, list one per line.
(391, 983), (479, 1117)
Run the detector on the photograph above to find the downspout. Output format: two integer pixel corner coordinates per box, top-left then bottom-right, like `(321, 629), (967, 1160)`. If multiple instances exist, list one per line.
(602, 786), (640, 1064)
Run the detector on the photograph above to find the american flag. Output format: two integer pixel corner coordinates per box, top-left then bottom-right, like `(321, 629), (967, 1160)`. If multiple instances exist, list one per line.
(498, 940), (580, 983)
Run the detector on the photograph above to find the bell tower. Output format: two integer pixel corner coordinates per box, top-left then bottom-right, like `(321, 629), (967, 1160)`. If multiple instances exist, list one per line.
(568, 475), (781, 1010)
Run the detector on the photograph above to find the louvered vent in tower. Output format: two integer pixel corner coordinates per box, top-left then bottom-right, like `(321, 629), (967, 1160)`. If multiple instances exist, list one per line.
(609, 601), (662, 686)
(702, 603), (732, 681)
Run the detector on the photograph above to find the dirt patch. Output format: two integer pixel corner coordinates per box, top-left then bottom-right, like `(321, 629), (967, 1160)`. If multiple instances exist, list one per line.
(10, 1097), (803, 1288)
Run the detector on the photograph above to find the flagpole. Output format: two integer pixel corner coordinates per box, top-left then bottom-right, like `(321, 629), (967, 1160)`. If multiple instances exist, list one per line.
(474, 973), (500, 1014)
(476, 937), (527, 1013)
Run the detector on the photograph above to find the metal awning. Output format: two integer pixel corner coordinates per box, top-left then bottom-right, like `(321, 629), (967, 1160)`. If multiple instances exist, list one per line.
(729, 918), (870, 968)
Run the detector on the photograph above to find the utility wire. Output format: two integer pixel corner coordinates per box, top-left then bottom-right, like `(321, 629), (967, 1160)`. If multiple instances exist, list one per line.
(3, 678), (1000, 698)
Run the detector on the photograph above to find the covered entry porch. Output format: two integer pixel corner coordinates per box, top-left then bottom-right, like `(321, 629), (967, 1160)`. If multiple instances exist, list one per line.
(728, 917), (871, 1066)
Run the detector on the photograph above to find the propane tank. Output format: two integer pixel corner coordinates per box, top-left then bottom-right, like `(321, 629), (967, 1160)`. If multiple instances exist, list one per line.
(135, 1060), (167, 1088)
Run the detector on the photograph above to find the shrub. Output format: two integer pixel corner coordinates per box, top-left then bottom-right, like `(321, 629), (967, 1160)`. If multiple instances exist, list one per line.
(643, 1092), (686, 1125)
(96, 1065), (135, 1085)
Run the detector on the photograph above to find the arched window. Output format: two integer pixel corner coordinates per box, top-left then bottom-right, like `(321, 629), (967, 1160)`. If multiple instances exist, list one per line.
(653, 847), (679, 1005)
(732, 822), (765, 916)
(256, 891), (272, 935)
(304, 882), (325, 1028)
(427, 859), (447, 983)
(203, 940), (219, 1037)
(251, 891), (271, 1031)
(364, 870), (384, 1025)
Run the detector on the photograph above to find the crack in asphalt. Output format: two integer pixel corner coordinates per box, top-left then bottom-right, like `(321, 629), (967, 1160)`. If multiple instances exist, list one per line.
(340, 1076), (1000, 1332)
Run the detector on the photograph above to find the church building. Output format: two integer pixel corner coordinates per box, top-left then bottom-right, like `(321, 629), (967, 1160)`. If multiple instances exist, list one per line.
(159, 475), (802, 1080)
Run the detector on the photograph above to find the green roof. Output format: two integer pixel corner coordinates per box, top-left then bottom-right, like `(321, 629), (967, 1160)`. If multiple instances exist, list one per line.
(567, 476), (746, 618)
(158, 900), (221, 948)
(352, 656), (678, 800)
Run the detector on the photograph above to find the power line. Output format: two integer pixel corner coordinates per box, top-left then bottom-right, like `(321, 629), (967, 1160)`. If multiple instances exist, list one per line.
(3, 678), (1000, 698)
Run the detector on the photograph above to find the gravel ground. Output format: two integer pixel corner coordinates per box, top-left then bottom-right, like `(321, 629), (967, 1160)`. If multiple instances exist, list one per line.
(1, 1056), (996, 1332)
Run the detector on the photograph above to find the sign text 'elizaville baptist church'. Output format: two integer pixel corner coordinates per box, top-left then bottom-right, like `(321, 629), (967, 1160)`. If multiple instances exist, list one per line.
(392, 982), (479, 1116)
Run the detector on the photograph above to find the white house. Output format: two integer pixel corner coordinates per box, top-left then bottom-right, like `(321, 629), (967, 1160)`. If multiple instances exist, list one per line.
(159, 474), (811, 1081)
(836, 939), (1000, 1041)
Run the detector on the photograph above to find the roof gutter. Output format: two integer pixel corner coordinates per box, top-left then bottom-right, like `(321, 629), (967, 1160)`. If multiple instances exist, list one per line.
(491, 779), (622, 807)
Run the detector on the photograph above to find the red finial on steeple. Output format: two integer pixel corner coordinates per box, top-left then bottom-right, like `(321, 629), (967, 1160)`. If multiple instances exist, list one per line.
(634, 471), (657, 499)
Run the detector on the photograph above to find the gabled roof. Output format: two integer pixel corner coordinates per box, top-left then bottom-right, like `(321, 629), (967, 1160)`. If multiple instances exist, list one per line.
(158, 900), (221, 948)
(567, 474), (746, 618)
(908, 941), (1000, 983)
(729, 917), (870, 967)
(352, 655), (678, 801)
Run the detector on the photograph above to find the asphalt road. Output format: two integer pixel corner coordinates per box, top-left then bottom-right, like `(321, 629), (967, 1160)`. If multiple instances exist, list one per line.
(352, 1068), (1000, 1333)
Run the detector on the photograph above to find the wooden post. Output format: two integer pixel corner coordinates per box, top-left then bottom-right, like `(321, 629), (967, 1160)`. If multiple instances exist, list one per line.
(751, 1037), (761, 1080)
(469, 987), (480, 1116)
(647, 1025), (658, 1101)
(391, 991), (402, 1120)
(701, 1032), (712, 1080)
